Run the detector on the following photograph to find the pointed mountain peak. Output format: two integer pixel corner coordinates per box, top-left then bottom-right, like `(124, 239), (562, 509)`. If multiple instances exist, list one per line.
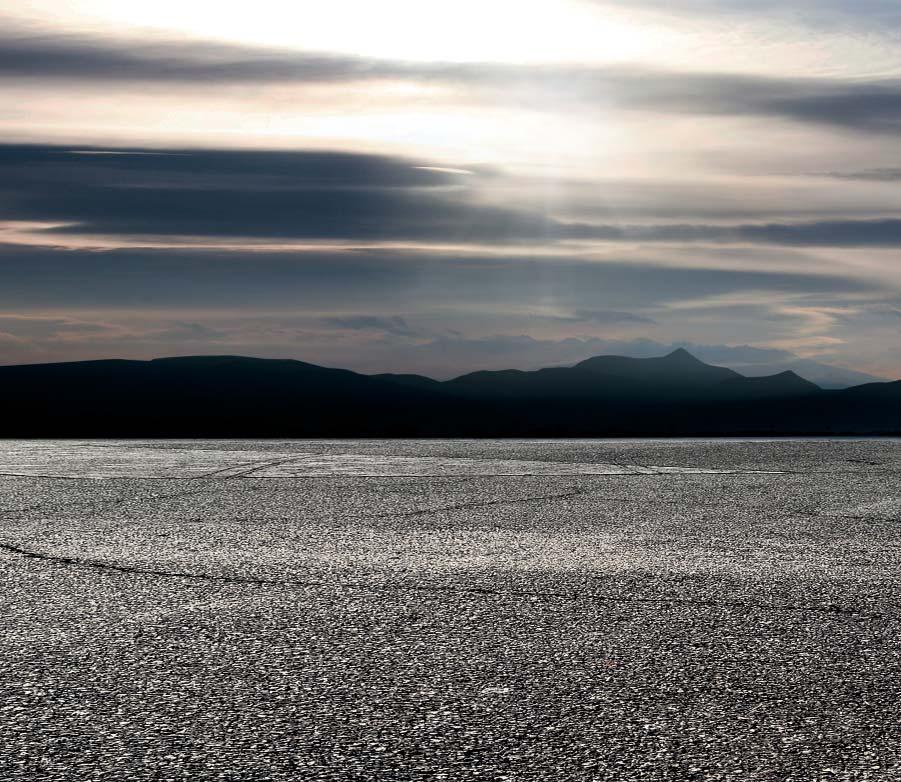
(764, 370), (818, 386)
(663, 347), (702, 363)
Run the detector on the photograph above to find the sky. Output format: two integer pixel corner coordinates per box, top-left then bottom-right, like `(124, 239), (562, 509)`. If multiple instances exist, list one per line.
(2, 0), (901, 379)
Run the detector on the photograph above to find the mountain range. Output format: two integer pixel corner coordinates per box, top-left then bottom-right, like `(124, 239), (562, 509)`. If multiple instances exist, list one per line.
(0, 349), (898, 436)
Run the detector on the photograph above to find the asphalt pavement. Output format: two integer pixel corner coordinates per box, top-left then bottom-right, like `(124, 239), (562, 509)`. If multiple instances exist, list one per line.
(1, 439), (900, 781)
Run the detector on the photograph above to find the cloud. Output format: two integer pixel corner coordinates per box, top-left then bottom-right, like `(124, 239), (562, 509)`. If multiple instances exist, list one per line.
(6, 29), (901, 135)
(8, 144), (901, 247)
(0, 143), (458, 188)
(548, 309), (656, 325)
(596, 0), (901, 29)
(819, 168), (901, 182)
(0, 314), (121, 339)
(0, 331), (28, 346)
(599, 219), (901, 247)
(150, 322), (231, 342)
(0, 30), (408, 83)
(0, 242), (876, 315)
(0, 143), (553, 244)
(322, 315), (420, 337)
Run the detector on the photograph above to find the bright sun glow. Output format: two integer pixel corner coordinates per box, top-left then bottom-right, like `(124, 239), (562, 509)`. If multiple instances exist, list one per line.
(11, 0), (663, 65)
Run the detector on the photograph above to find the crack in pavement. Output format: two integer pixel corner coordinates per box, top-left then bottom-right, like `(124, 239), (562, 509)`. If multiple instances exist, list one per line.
(190, 457), (304, 480)
(0, 484), (229, 518)
(368, 490), (899, 521)
(188, 460), (276, 480)
(0, 539), (892, 622)
(0, 484), (604, 539)
(368, 485), (594, 519)
(0, 463), (796, 480)
(0, 476), (892, 527)
(0, 472), (97, 481)
(0, 457), (308, 518)
(0, 456), (305, 483)
(0, 477), (545, 521)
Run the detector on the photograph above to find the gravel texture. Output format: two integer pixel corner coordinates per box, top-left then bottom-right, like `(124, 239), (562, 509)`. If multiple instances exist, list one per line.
(1, 438), (900, 781)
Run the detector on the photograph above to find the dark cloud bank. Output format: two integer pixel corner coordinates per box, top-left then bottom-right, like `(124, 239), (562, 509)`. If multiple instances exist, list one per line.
(6, 144), (901, 247)
(0, 242), (873, 312)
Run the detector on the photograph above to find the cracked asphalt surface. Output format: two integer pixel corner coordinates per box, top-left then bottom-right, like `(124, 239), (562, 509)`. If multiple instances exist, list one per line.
(1, 438), (900, 781)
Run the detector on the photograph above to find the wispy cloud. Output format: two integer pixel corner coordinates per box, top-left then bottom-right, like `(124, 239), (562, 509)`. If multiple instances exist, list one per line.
(545, 309), (656, 325)
(322, 315), (421, 337)
(6, 29), (901, 134)
(595, 0), (901, 29)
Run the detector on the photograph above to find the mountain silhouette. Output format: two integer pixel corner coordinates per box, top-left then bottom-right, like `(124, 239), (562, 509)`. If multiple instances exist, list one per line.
(0, 350), (897, 436)
(715, 370), (822, 399)
(576, 348), (740, 386)
(389, 350), (818, 402)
